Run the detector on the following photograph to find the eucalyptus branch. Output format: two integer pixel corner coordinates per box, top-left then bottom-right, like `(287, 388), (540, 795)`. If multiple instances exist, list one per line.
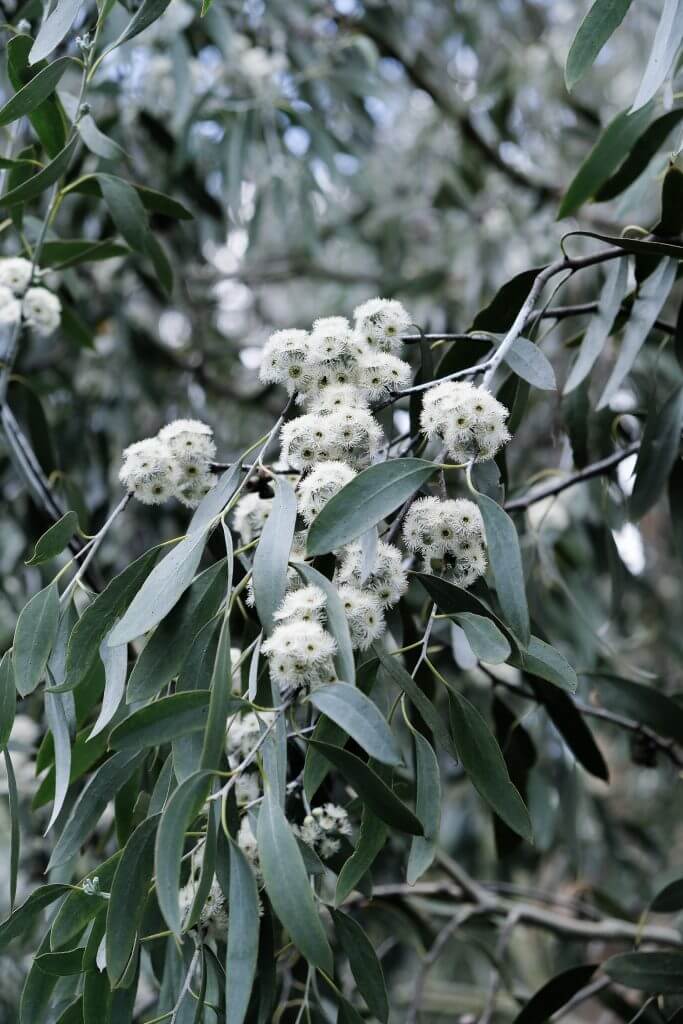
(503, 442), (640, 511)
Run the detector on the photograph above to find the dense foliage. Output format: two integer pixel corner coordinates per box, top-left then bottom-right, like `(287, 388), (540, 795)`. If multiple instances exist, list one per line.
(2, 0), (683, 1022)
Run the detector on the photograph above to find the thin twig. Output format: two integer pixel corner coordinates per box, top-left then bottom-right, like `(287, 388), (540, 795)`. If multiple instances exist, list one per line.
(503, 442), (640, 511)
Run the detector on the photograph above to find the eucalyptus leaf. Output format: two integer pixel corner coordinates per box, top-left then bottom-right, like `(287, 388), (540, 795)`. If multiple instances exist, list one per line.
(631, 385), (683, 520)
(407, 732), (440, 885)
(13, 581), (60, 697)
(26, 511), (79, 566)
(0, 57), (76, 124)
(332, 910), (389, 1023)
(453, 613), (511, 664)
(110, 692), (218, 751)
(504, 337), (556, 390)
(252, 475), (297, 633)
(565, 0), (633, 90)
(44, 690), (71, 832)
(0, 652), (16, 752)
(88, 635), (127, 739)
(107, 815), (158, 987)
(604, 951), (683, 993)
(564, 256), (629, 393)
(294, 562), (355, 686)
(476, 493), (530, 647)
(630, 0), (683, 112)
(308, 682), (401, 766)
(225, 838), (260, 1024)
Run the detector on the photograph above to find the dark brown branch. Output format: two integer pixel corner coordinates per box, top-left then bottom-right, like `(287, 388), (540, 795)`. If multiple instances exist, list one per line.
(504, 442), (640, 511)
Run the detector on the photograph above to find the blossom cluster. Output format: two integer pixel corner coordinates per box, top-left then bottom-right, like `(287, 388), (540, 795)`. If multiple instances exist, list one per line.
(295, 803), (351, 858)
(262, 586), (338, 692)
(421, 380), (510, 464)
(118, 419), (216, 506)
(0, 257), (61, 335)
(403, 496), (487, 587)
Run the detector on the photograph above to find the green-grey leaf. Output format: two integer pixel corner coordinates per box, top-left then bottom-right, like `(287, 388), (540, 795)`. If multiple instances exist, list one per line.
(604, 951), (683, 993)
(651, 877), (683, 913)
(375, 645), (458, 760)
(306, 459), (438, 556)
(0, 57), (75, 123)
(13, 582), (60, 697)
(111, 692), (218, 751)
(294, 562), (355, 686)
(335, 803), (387, 905)
(88, 635), (127, 740)
(0, 883), (71, 951)
(107, 814), (158, 986)
(0, 652), (16, 751)
(630, 0), (683, 113)
(512, 636), (578, 693)
(189, 462), (242, 535)
(257, 785), (333, 974)
(631, 385), (683, 520)
(332, 910), (390, 1023)
(0, 135), (78, 208)
(407, 732), (440, 885)
(48, 750), (145, 869)
(504, 337), (556, 390)
(5, 749), (19, 911)
(476, 493), (530, 647)
(558, 103), (653, 218)
(109, 532), (207, 645)
(453, 613), (511, 664)
(308, 739), (423, 835)
(225, 838), (260, 1024)
(449, 690), (533, 841)
(44, 691), (71, 832)
(200, 613), (235, 772)
(155, 770), (213, 937)
(97, 173), (150, 253)
(252, 475), (297, 633)
(565, 0), (633, 90)
(110, 0), (173, 50)
(564, 256), (629, 393)
(598, 257), (677, 409)
(26, 511), (79, 566)
(307, 682), (401, 766)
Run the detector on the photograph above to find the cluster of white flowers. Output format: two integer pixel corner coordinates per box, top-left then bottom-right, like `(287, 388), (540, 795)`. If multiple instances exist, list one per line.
(295, 803), (351, 859)
(403, 496), (487, 588)
(118, 419), (216, 506)
(232, 491), (272, 544)
(334, 539), (409, 608)
(421, 380), (510, 464)
(0, 257), (61, 335)
(178, 874), (228, 939)
(262, 614), (338, 692)
(297, 461), (357, 524)
(280, 407), (384, 472)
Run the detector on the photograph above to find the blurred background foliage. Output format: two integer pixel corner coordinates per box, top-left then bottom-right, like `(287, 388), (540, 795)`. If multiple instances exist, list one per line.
(1, 0), (683, 1020)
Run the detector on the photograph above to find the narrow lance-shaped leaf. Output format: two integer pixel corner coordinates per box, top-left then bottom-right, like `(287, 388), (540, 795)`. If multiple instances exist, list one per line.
(453, 612), (511, 664)
(106, 814), (158, 987)
(0, 883), (71, 951)
(26, 511), (79, 566)
(0, 136), (78, 208)
(598, 258), (677, 409)
(630, 385), (683, 521)
(13, 582), (60, 697)
(110, 692), (220, 751)
(512, 963), (598, 1024)
(407, 732), (441, 885)
(0, 57), (76, 124)
(332, 910), (390, 1023)
(44, 690), (71, 833)
(630, 0), (683, 113)
(257, 784), (333, 974)
(604, 952), (683, 993)
(225, 838), (260, 1024)
(200, 610), (234, 772)
(511, 636), (578, 693)
(307, 682), (402, 766)
(4, 750), (20, 911)
(504, 337), (556, 391)
(565, 0), (633, 90)
(0, 652), (16, 751)
(476, 493), (530, 647)
(294, 562), (355, 686)
(88, 634), (127, 739)
(29, 1), (83, 63)
(252, 474), (297, 633)
(564, 256), (629, 393)
(307, 459), (438, 556)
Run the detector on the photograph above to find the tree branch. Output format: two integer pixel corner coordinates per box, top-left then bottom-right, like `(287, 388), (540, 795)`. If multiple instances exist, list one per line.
(504, 442), (640, 511)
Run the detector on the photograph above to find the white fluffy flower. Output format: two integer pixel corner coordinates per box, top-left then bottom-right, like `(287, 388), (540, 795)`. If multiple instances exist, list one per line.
(235, 771), (261, 806)
(358, 351), (412, 400)
(403, 496), (487, 588)
(296, 803), (351, 858)
(22, 286), (61, 335)
(262, 619), (337, 690)
(335, 540), (408, 608)
(118, 437), (175, 505)
(421, 381), (510, 463)
(226, 710), (275, 760)
(337, 585), (386, 650)
(309, 316), (355, 362)
(174, 466), (216, 508)
(307, 384), (369, 414)
(280, 408), (382, 471)
(158, 419), (216, 463)
(178, 875), (228, 938)
(237, 817), (260, 875)
(232, 491), (272, 544)
(297, 461), (357, 524)
(353, 297), (412, 352)
(0, 257), (32, 294)
(0, 284), (21, 325)
(273, 585), (327, 625)
(259, 328), (311, 395)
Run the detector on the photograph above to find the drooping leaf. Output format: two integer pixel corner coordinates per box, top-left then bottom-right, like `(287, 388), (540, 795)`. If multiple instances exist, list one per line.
(630, 0), (683, 112)
(109, 532), (207, 646)
(332, 910), (390, 1023)
(106, 814), (158, 987)
(476, 493), (530, 646)
(335, 804), (388, 905)
(0, 652), (16, 751)
(655, 164), (683, 238)
(4, 749), (19, 910)
(375, 645), (458, 760)
(511, 636), (578, 693)
(0, 57), (76, 124)
(604, 952), (683, 993)
(596, 110), (683, 202)
(512, 963), (598, 1024)
(44, 690), (71, 832)
(13, 582), (60, 697)
(558, 104), (654, 218)
(200, 613), (235, 772)
(29, 0), (83, 63)
(26, 511), (79, 566)
(225, 838), (260, 1024)
(48, 750), (145, 870)
(598, 257), (677, 408)
(565, 229), (683, 259)
(88, 635), (127, 740)
(108, 0), (173, 51)
(0, 884), (71, 951)
(294, 562), (355, 686)
(415, 572), (520, 652)
(470, 266), (546, 333)
(155, 770), (214, 937)
(504, 337), (556, 390)
(0, 136), (78, 208)
(188, 462), (242, 535)
(7, 35), (67, 157)
(564, 256), (629, 393)
(631, 385), (683, 520)
(257, 784), (333, 973)
(252, 475), (297, 633)
(528, 678), (609, 781)
(407, 732), (441, 885)
(453, 613), (511, 664)
(565, 0), (633, 90)
(306, 459), (438, 556)
(307, 682), (402, 766)
(307, 739), (423, 835)
(587, 673), (683, 746)
(449, 690), (533, 841)
(110, 692), (219, 751)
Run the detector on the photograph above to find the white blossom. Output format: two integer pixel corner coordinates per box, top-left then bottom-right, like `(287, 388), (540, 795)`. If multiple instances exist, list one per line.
(0, 284), (21, 325)
(353, 297), (412, 352)
(281, 408), (382, 471)
(158, 418), (216, 463)
(297, 461), (357, 524)
(273, 585), (327, 624)
(307, 384), (369, 414)
(259, 328), (311, 395)
(22, 286), (61, 335)
(337, 584), (386, 650)
(232, 491), (272, 544)
(335, 540), (408, 607)
(118, 437), (175, 505)
(262, 619), (337, 690)
(226, 710), (275, 761)
(295, 803), (351, 858)
(174, 467), (216, 509)
(421, 381), (510, 463)
(403, 496), (487, 588)
(358, 351), (412, 400)
(0, 257), (32, 294)
(179, 875), (228, 939)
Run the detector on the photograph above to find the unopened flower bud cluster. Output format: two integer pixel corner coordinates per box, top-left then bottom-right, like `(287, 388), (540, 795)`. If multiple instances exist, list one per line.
(118, 419), (216, 506)
(0, 257), (61, 335)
